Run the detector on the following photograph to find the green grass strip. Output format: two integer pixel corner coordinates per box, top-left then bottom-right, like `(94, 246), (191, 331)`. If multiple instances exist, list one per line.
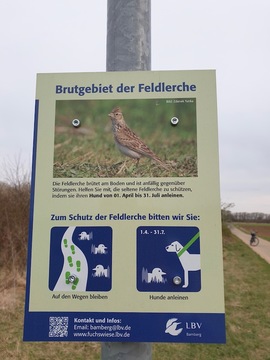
(177, 231), (200, 258)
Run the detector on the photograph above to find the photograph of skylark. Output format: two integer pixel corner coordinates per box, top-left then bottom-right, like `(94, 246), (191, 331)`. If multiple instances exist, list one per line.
(53, 99), (197, 178)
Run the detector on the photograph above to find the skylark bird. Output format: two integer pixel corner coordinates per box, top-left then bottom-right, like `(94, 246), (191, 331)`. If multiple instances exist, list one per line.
(108, 107), (168, 170)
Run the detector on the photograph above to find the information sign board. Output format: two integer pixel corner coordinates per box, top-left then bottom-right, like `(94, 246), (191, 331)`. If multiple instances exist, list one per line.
(24, 70), (226, 343)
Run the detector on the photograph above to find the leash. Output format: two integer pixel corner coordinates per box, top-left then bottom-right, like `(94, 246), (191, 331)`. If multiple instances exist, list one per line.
(177, 231), (200, 258)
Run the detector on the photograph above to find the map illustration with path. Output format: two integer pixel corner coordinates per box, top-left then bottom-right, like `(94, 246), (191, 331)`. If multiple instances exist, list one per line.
(49, 226), (112, 292)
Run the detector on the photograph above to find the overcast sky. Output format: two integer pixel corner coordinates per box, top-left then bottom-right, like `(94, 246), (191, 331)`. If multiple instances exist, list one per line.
(1, 0), (269, 214)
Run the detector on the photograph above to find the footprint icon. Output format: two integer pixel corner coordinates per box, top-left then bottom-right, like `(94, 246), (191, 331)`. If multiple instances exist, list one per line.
(72, 277), (79, 290)
(64, 239), (68, 248)
(67, 256), (73, 267)
(76, 260), (81, 272)
(65, 271), (71, 284)
(70, 245), (75, 255)
(65, 272), (79, 290)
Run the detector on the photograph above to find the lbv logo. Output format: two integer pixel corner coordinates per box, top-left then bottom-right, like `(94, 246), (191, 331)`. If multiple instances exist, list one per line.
(185, 322), (202, 330)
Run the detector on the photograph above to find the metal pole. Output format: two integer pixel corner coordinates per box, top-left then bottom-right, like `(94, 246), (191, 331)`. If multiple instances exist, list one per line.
(103, 0), (152, 358)
(106, 0), (151, 71)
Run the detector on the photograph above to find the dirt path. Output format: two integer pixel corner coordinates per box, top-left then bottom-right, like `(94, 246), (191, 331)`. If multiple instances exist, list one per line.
(230, 226), (270, 264)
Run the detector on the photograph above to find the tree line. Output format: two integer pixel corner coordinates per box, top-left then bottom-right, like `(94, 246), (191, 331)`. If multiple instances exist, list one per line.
(221, 203), (270, 223)
(230, 212), (270, 223)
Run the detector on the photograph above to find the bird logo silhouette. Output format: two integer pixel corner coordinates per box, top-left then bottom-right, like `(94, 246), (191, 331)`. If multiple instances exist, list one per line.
(165, 318), (183, 336)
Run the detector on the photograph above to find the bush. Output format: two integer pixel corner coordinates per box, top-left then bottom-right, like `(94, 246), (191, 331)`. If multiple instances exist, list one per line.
(0, 181), (30, 271)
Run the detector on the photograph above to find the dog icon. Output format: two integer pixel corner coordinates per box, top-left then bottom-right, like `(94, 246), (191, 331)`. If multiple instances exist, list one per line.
(166, 241), (200, 288)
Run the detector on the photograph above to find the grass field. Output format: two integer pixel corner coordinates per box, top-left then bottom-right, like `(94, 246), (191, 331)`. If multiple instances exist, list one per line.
(1, 229), (270, 360)
(234, 222), (270, 241)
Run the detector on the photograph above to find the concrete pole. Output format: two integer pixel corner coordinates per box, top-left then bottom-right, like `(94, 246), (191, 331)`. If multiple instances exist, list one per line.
(103, 1), (152, 358)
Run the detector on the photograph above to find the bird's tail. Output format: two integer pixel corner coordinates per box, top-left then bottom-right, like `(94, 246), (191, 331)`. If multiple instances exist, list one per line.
(151, 153), (170, 170)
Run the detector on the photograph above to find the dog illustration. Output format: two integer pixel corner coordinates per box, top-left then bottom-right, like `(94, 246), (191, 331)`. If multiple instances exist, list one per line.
(165, 241), (200, 288)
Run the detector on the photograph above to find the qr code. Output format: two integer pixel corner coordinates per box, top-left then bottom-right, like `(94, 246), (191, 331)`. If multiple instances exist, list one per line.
(49, 316), (68, 337)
